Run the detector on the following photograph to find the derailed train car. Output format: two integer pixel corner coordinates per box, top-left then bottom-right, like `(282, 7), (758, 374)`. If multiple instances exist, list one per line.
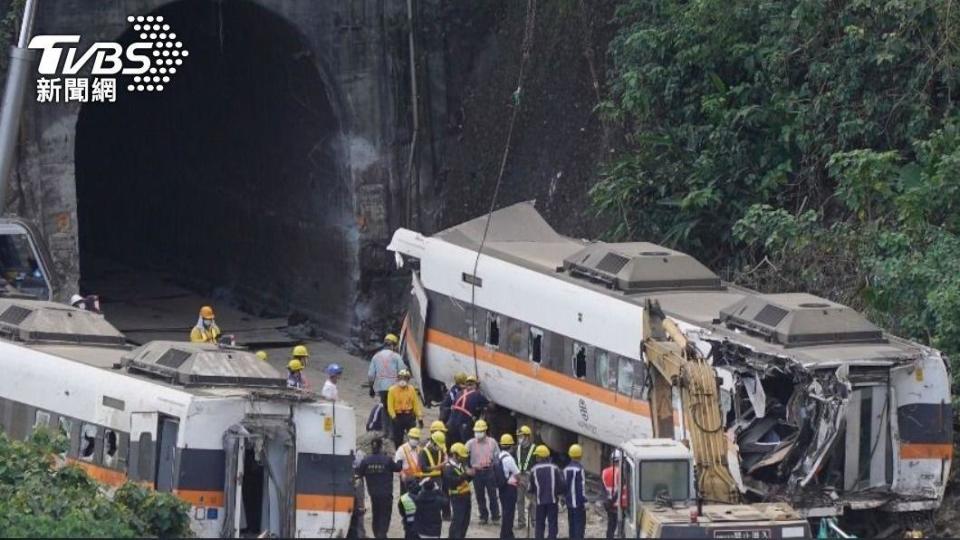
(388, 201), (952, 522)
(0, 298), (355, 537)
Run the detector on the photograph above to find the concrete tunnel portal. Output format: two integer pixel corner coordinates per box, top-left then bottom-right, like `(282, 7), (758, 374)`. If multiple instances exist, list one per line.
(75, 0), (358, 338)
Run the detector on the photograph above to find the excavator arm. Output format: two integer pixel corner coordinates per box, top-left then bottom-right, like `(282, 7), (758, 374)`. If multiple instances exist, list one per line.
(642, 299), (739, 504)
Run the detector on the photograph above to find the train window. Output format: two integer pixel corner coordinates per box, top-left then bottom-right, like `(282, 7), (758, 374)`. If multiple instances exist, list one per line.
(486, 313), (500, 348)
(529, 327), (544, 364)
(572, 342), (587, 379)
(617, 357), (635, 396)
(58, 416), (73, 438)
(103, 429), (119, 467)
(505, 318), (527, 359)
(79, 423), (98, 461)
(33, 410), (51, 429)
(596, 350), (618, 390)
(633, 361), (648, 400)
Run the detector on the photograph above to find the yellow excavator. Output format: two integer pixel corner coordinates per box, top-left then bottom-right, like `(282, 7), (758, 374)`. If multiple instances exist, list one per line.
(611, 299), (812, 538)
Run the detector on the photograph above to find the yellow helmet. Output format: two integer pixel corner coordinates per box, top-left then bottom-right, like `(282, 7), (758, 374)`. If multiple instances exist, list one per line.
(398, 369), (412, 379)
(568, 444), (583, 459)
(454, 372), (468, 385)
(431, 431), (446, 447)
(430, 420), (447, 433)
(407, 427), (422, 439)
(385, 333), (399, 345)
(292, 345), (309, 358)
(287, 359), (303, 372)
(518, 425), (532, 437)
(450, 442), (469, 458)
(500, 433), (515, 446)
(473, 419), (488, 432)
(255, 350), (268, 361)
(465, 375), (478, 385)
(534, 445), (550, 458)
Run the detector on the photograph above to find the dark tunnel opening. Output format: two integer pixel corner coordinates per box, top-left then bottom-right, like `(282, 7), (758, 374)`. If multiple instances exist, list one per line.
(76, 0), (356, 337)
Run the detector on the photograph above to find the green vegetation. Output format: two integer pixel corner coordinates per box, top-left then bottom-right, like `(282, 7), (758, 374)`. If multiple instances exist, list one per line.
(0, 429), (191, 538)
(596, 0), (960, 389)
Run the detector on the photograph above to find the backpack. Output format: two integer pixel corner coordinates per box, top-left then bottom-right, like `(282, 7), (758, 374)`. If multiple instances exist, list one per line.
(492, 451), (508, 488)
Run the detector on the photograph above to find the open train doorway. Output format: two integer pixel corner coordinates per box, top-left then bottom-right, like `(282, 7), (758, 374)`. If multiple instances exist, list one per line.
(74, 0), (356, 339)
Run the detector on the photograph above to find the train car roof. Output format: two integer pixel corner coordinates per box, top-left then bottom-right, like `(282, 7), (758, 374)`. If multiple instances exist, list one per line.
(428, 202), (930, 366)
(29, 341), (308, 398)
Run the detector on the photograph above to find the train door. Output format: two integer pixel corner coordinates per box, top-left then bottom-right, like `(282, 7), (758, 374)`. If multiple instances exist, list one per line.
(129, 412), (178, 491)
(222, 418), (296, 538)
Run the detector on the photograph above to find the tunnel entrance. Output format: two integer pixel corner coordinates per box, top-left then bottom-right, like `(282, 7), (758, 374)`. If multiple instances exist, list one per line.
(76, 0), (356, 338)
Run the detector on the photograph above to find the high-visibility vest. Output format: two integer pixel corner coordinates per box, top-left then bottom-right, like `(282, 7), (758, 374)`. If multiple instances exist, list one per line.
(421, 445), (446, 478)
(451, 389), (475, 418)
(399, 492), (417, 520)
(516, 443), (536, 472)
(400, 444), (422, 480)
(447, 462), (471, 496)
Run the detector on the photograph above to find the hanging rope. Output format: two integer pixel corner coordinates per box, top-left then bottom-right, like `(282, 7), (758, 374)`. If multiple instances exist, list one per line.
(468, 0), (538, 377)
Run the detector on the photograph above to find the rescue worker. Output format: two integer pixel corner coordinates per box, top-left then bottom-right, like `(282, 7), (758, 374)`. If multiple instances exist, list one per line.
(465, 419), (500, 525)
(291, 344), (310, 368)
(442, 442), (474, 539)
(355, 437), (401, 539)
(366, 395), (387, 432)
(322, 363), (343, 400)
(447, 375), (489, 445)
(190, 305), (221, 343)
(387, 369), (424, 448)
(439, 372), (467, 424)
(415, 478), (444, 539)
(348, 449), (368, 539)
(369, 333), (403, 436)
(286, 359), (306, 390)
(395, 427), (424, 494)
(421, 427), (451, 522)
(514, 425), (537, 530)
(529, 445), (564, 540)
(602, 449), (625, 539)
(398, 479), (420, 539)
(498, 433), (521, 539)
(563, 444), (587, 539)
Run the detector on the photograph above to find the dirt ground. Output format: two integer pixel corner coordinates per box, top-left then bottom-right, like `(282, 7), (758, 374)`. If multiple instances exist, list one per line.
(260, 340), (612, 539)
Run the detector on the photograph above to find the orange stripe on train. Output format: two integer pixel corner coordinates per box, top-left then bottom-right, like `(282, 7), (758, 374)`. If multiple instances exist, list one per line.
(900, 443), (953, 460)
(296, 494), (355, 512)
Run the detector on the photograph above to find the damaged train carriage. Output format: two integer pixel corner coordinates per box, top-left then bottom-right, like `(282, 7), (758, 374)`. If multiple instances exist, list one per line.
(0, 299), (356, 538)
(387, 201), (952, 521)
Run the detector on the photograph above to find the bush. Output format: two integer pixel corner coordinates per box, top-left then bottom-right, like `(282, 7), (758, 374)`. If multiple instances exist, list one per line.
(0, 430), (191, 538)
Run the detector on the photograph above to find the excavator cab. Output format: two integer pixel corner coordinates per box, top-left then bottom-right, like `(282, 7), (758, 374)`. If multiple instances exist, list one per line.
(618, 438), (812, 539)
(0, 218), (55, 300)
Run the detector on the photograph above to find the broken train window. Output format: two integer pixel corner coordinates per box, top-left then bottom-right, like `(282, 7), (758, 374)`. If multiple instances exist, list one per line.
(33, 409), (51, 430)
(529, 327), (544, 364)
(572, 342), (587, 379)
(486, 313), (500, 348)
(596, 350), (618, 390)
(103, 429), (119, 467)
(79, 423), (98, 461)
(617, 357), (634, 396)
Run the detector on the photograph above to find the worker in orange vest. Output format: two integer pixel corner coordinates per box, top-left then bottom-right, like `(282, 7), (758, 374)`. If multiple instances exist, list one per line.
(395, 427), (423, 495)
(601, 449), (627, 539)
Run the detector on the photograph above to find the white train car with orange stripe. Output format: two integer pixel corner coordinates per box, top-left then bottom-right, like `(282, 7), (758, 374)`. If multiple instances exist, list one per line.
(388, 202), (952, 522)
(0, 299), (355, 538)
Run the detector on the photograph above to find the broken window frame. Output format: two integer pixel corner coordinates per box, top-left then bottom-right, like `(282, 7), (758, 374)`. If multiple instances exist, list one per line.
(33, 409), (51, 430)
(79, 423), (98, 462)
(486, 313), (500, 348)
(572, 342), (587, 379)
(616, 356), (635, 397)
(103, 428), (119, 468)
(529, 326), (544, 364)
(595, 349), (618, 391)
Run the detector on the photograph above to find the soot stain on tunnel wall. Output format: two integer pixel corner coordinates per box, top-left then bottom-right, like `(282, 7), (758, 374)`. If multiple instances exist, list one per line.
(74, 0), (356, 336)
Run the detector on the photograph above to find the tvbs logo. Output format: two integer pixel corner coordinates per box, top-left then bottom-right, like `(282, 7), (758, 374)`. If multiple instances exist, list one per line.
(28, 15), (188, 103)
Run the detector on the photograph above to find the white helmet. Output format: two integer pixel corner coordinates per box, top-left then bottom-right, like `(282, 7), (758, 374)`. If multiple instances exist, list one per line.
(611, 449), (623, 461)
(70, 294), (84, 306)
